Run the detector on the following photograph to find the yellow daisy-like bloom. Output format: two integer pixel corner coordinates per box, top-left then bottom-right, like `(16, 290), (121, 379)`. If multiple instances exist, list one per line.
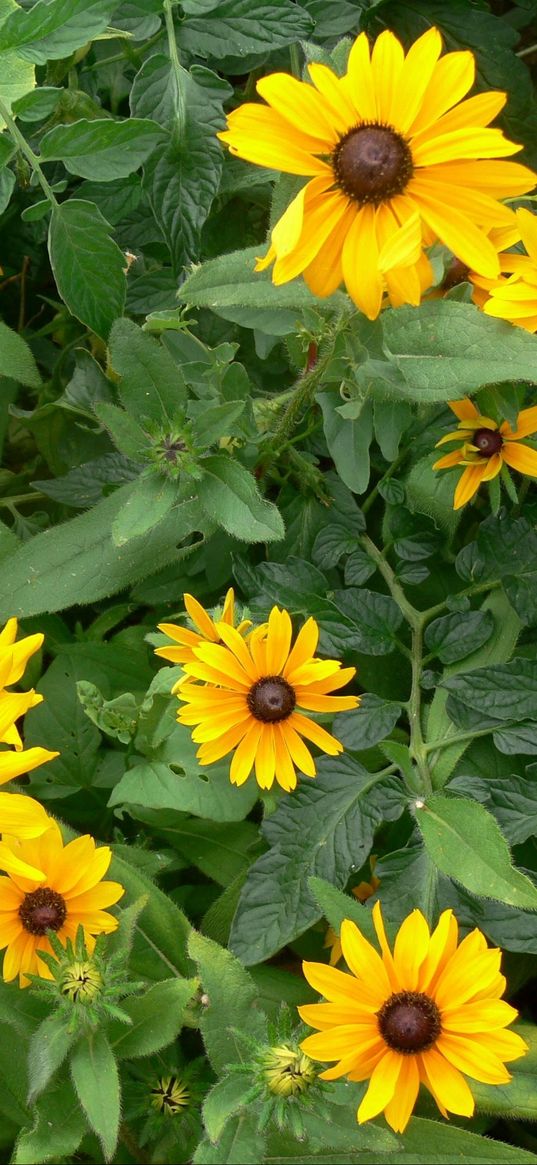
(178, 607), (359, 791)
(471, 208), (537, 331)
(0, 617), (58, 781)
(0, 820), (124, 987)
(433, 397), (537, 509)
(155, 589), (252, 681)
(299, 902), (527, 1134)
(217, 27), (536, 320)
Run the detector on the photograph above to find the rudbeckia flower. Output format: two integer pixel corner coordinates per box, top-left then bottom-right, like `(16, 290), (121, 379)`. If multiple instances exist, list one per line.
(177, 607), (359, 791)
(0, 794), (52, 880)
(0, 820), (124, 987)
(218, 27), (536, 320)
(299, 902), (527, 1133)
(155, 588), (252, 675)
(471, 208), (537, 331)
(433, 398), (537, 509)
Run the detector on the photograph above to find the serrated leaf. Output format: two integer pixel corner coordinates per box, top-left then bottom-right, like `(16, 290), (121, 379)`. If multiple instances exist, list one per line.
(180, 0), (313, 58)
(108, 977), (197, 1058)
(203, 1075), (249, 1144)
(94, 402), (148, 458)
(442, 657), (537, 725)
(416, 794), (537, 910)
(48, 199), (126, 341)
(40, 118), (164, 180)
(0, 320), (40, 387)
(70, 1031), (119, 1161)
(229, 757), (405, 965)
(317, 391), (373, 494)
(425, 610), (495, 664)
(108, 316), (187, 422)
(188, 930), (267, 1073)
(0, 0), (120, 63)
(383, 301), (537, 399)
(332, 587), (404, 655)
(198, 454), (284, 542)
(337, 693), (402, 751)
(449, 770), (537, 846)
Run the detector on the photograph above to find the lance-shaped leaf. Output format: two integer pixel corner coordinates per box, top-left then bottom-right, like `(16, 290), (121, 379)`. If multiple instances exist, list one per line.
(48, 200), (126, 341)
(39, 118), (164, 181)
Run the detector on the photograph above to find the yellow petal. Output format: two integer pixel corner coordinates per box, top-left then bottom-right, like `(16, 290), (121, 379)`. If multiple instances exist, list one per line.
(504, 404), (537, 439)
(342, 32), (377, 121)
(517, 207), (537, 265)
(419, 1047), (475, 1116)
(358, 1049), (402, 1123)
(453, 464), (488, 508)
(408, 50), (474, 137)
(340, 918), (392, 1000)
(501, 442), (537, 478)
(382, 1056), (420, 1133)
(218, 105), (331, 176)
(406, 187), (500, 277)
(437, 1033), (512, 1084)
(256, 73), (338, 147)
(392, 26), (443, 135)
(371, 29), (404, 125)
(412, 91), (506, 148)
(393, 909), (431, 990)
(0, 747), (59, 787)
(342, 205), (383, 320)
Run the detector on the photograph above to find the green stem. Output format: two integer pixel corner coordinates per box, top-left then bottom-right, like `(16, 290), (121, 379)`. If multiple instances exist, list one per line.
(360, 534), (419, 629)
(517, 42), (537, 58)
(424, 724), (494, 755)
(0, 492), (45, 507)
(289, 43), (301, 79)
(362, 448), (407, 515)
(163, 0), (186, 134)
(0, 99), (58, 206)
(417, 578), (501, 628)
(257, 338), (341, 472)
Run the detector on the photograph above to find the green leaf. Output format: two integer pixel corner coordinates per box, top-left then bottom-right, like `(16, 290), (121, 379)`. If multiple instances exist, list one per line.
(424, 610), (495, 664)
(0, 0), (35, 128)
(27, 1014), (77, 1104)
(70, 1031), (119, 1162)
(177, 244), (333, 315)
(229, 757), (405, 965)
(108, 977), (197, 1058)
(190, 400), (246, 447)
(110, 757), (258, 824)
(13, 1080), (85, 1165)
(442, 657), (537, 725)
(309, 876), (378, 945)
(94, 402), (148, 458)
(0, 0), (120, 63)
(111, 475), (178, 546)
(180, 0), (313, 58)
(142, 816), (259, 886)
(0, 482), (202, 619)
(24, 650), (102, 795)
(108, 316), (187, 422)
(382, 301), (537, 400)
(416, 794), (537, 910)
(198, 454), (284, 542)
(194, 1114), (263, 1165)
(317, 391), (373, 494)
(456, 513), (537, 626)
(0, 320), (40, 387)
(203, 1075), (249, 1144)
(188, 930), (267, 1073)
(39, 118), (164, 180)
(48, 199), (126, 341)
(336, 693), (402, 751)
(332, 587), (404, 655)
(111, 845), (193, 981)
(449, 769), (537, 846)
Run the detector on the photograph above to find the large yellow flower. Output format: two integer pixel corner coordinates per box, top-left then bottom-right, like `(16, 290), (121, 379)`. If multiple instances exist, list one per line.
(218, 27), (535, 319)
(433, 397), (537, 509)
(471, 208), (537, 331)
(155, 588), (252, 676)
(0, 820), (124, 987)
(0, 617), (45, 750)
(177, 607), (359, 791)
(299, 902), (527, 1133)
(0, 794), (52, 880)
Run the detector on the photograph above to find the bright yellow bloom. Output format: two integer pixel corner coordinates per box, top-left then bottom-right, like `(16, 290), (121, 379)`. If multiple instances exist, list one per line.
(155, 589), (252, 680)
(471, 208), (537, 331)
(299, 902), (527, 1134)
(218, 27), (535, 320)
(325, 858), (380, 966)
(433, 397), (537, 509)
(177, 607), (359, 792)
(0, 618), (58, 781)
(0, 794), (52, 880)
(0, 820), (124, 987)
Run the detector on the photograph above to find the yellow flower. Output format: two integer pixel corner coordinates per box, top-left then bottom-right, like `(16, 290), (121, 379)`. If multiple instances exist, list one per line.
(217, 27), (535, 320)
(0, 820), (124, 987)
(0, 617), (46, 750)
(262, 1043), (317, 1096)
(299, 902), (527, 1134)
(471, 208), (537, 331)
(177, 607), (359, 792)
(433, 397), (537, 509)
(325, 858), (380, 965)
(0, 794), (53, 880)
(155, 588), (252, 678)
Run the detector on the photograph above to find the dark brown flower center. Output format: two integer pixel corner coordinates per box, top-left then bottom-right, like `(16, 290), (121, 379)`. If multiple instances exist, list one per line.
(377, 990), (441, 1054)
(19, 887), (67, 935)
(333, 123), (414, 205)
(473, 427), (503, 457)
(247, 676), (296, 723)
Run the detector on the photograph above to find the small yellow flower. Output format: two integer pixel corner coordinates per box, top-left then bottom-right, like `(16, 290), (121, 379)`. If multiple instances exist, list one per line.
(0, 618), (58, 782)
(178, 606), (359, 792)
(150, 1075), (190, 1116)
(218, 27), (535, 320)
(433, 397), (537, 509)
(325, 858), (380, 966)
(262, 1043), (317, 1097)
(299, 902), (527, 1134)
(155, 588), (251, 678)
(0, 820), (124, 987)
(471, 208), (537, 331)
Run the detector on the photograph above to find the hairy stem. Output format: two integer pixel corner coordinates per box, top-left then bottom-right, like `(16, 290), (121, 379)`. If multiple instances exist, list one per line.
(163, 0), (186, 134)
(0, 99), (58, 206)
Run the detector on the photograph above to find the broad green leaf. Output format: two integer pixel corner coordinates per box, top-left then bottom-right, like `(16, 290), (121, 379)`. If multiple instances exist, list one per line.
(229, 757), (405, 964)
(94, 402), (148, 458)
(309, 876), (378, 945)
(34, 452), (137, 510)
(194, 1115), (263, 1165)
(0, 483), (202, 619)
(133, 815), (260, 886)
(0, 0), (120, 63)
(203, 1076), (250, 1144)
(27, 1014), (77, 1104)
(177, 245), (333, 314)
(332, 587), (404, 655)
(108, 977), (197, 1058)
(317, 392), (373, 494)
(442, 657), (537, 726)
(70, 1031), (119, 1161)
(416, 794), (537, 910)
(109, 750), (258, 824)
(456, 513), (537, 626)
(108, 316), (187, 421)
(39, 118), (164, 180)
(0, 0), (35, 127)
(13, 1080), (85, 1165)
(111, 845), (193, 980)
(424, 610), (494, 665)
(11, 85), (60, 120)
(198, 454), (284, 542)
(449, 770), (537, 846)
(24, 650), (103, 795)
(48, 199), (126, 341)
(188, 930), (267, 1073)
(336, 693), (402, 751)
(180, 0), (313, 58)
(0, 320), (40, 387)
(111, 475), (178, 547)
(382, 301), (537, 399)
(472, 1023), (537, 1121)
